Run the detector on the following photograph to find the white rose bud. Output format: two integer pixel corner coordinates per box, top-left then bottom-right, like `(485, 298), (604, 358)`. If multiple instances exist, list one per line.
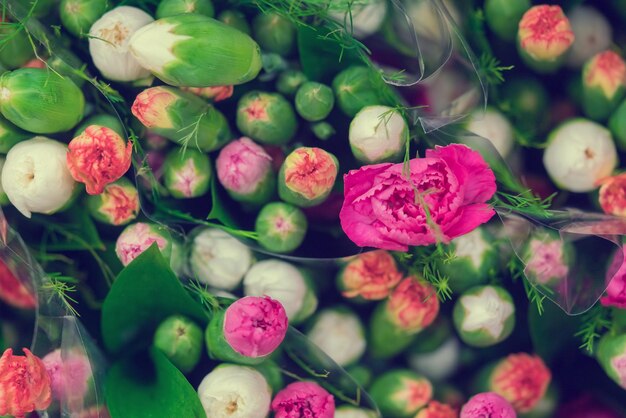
(2, 137), (76, 218)
(307, 307), (366, 367)
(0, 156), (8, 206)
(328, 0), (387, 38)
(566, 6), (612, 68)
(349, 105), (407, 164)
(408, 338), (461, 381)
(243, 259), (317, 323)
(466, 108), (514, 158)
(89, 6), (154, 82)
(197, 364), (271, 418)
(189, 228), (252, 290)
(543, 119), (618, 192)
(335, 406), (378, 418)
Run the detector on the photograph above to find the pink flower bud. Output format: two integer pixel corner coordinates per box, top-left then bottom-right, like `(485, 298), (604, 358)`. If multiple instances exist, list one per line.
(416, 401), (458, 418)
(216, 137), (272, 195)
(183, 85), (234, 102)
(271, 381), (335, 418)
(490, 353), (551, 413)
(279, 147), (338, 207)
(42, 349), (92, 409)
(339, 250), (403, 300)
(518, 5), (574, 62)
(599, 173), (626, 217)
(88, 178), (140, 226)
(0, 348), (52, 418)
(66, 125), (133, 195)
(460, 392), (516, 418)
(600, 248), (626, 309)
(115, 222), (172, 266)
(223, 296), (288, 358)
(0, 258), (36, 309)
(386, 277), (440, 333)
(584, 51), (626, 99)
(131, 86), (177, 129)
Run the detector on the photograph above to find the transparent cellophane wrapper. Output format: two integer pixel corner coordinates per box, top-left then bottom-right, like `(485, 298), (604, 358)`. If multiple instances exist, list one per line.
(4, 0), (626, 416)
(0, 206), (107, 418)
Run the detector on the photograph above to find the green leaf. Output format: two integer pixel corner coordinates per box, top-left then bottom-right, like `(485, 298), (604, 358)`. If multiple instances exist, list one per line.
(101, 244), (208, 354)
(206, 176), (238, 228)
(106, 346), (205, 418)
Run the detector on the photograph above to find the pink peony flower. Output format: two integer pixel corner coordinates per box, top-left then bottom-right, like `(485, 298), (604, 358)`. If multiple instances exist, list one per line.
(584, 51), (626, 99)
(490, 353), (551, 413)
(340, 144), (496, 251)
(0, 348), (52, 418)
(416, 401), (458, 418)
(460, 392), (516, 418)
(131, 87), (176, 129)
(223, 296), (288, 358)
(386, 277), (440, 333)
(599, 173), (626, 217)
(66, 125), (133, 195)
(183, 85), (234, 102)
(518, 5), (574, 61)
(42, 349), (92, 409)
(0, 258), (36, 309)
(271, 381), (335, 418)
(216, 137), (273, 195)
(600, 248), (626, 309)
(340, 250), (403, 300)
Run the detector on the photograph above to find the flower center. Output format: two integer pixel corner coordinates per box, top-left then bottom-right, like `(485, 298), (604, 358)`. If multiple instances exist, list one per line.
(585, 147), (595, 159)
(98, 22), (129, 47)
(244, 99), (268, 121)
(0, 87), (10, 102)
(65, 0), (80, 14)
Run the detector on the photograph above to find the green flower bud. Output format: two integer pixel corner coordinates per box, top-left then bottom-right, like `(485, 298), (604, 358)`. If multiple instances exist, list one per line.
(0, 68), (85, 134)
(609, 99), (626, 150)
(156, 0), (215, 19)
(349, 105), (406, 164)
(60, 0), (111, 37)
(0, 115), (29, 153)
(597, 332), (626, 390)
(129, 14), (262, 87)
(236, 91), (297, 145)
(132, 86), (231, 152)
(278, 147), (338, 207)
(295, 82), (334, 122)
(453, 285), (515, 347)
(74, 113), (125, 138)
(485, 0), (530, 41)
(276, 69), (308, 96)
(217, 9), (251, 35)
(0, 25), (34, 69)
(163, 148), (211, 199)
(435, 227), (499, 293)
(500, 75), (549, 138)
(582, 51), (626, 121)
(154, 315), (203, 373)
(311, 121), (335, 140)
(255, 202), (307, 253)
(86, 177), (139, 226)
(332, 66), (385, 117)
(370, 369), (433, 418)
(252, 12), (295, 56)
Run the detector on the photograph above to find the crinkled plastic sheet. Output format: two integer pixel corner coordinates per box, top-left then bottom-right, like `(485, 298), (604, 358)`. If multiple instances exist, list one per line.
(425, 127), (626, 315)
(0, 207), (107, 418)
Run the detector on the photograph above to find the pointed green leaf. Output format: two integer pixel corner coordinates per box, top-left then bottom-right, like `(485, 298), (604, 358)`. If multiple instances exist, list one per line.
(101, 244), (207, 354)
(106, 347), (205, 418)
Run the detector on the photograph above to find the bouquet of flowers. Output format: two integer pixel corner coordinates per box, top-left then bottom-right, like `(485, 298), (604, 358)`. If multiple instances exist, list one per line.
(1, 0), (626, 417)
